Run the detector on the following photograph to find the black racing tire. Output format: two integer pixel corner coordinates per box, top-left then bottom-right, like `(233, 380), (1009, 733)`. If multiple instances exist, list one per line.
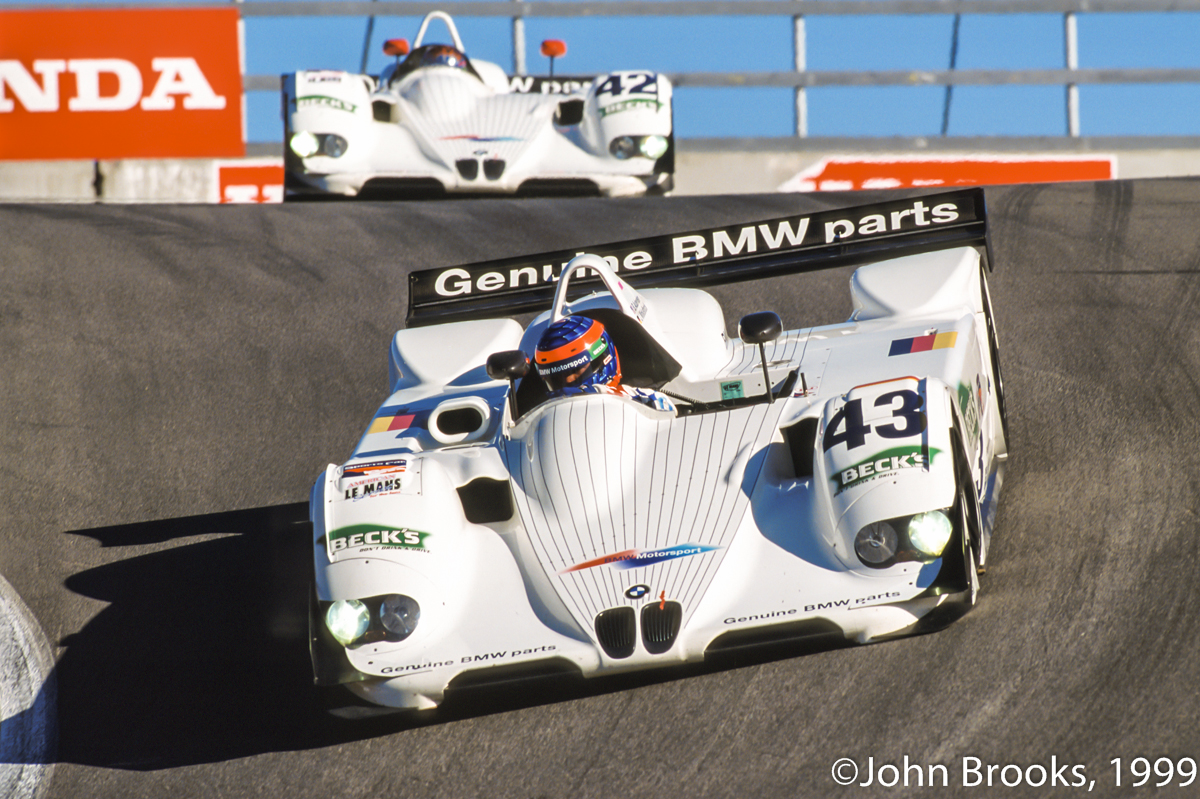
(953, 425), (985, 582)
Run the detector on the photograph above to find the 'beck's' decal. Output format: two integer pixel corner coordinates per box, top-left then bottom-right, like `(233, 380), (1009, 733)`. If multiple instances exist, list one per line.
(328, 524), (430, 553)
(833, 446), (941, 494)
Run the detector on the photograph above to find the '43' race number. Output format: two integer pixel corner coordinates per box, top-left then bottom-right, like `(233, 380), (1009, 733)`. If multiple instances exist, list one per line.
(594, 72), (658, 98)
(822, 389), (927, 452)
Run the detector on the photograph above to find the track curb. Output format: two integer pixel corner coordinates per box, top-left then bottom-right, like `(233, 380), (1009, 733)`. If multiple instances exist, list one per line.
(0, 575), (56, 799)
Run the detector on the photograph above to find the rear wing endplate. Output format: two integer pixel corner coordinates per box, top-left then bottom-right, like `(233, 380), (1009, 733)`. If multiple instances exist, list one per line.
(407, 188), (992, 327)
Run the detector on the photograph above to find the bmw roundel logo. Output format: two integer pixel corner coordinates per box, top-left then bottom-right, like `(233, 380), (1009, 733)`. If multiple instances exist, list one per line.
(625, 584), (650, 600)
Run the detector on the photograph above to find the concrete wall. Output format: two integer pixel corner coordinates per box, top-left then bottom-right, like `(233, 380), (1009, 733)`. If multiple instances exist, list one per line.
(3, 143), (1200, 202)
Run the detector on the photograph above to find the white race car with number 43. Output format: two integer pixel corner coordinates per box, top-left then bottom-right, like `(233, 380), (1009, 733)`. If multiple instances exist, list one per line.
(284, 11), (673, 198)
(309, 189), (1009, 711)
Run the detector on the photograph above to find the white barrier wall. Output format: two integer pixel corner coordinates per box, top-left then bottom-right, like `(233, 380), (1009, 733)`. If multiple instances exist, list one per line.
(3, 145), (1200, 202)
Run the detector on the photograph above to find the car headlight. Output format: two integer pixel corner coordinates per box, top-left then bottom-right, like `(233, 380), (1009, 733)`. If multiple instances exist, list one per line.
(324, 134), (349, 158)
(379, 594), (420, 640)
(609, 135), (638, 160)
(853, 507), (956, 568)
(609, 135), (669, 161)
(638, 134), (669, 160)
(290, 130), (320, 158)
(854, 521), (898, 566)
(325, 599), (370, 646)
(290, 131), (349, 159)
(908, 510), (953, 557)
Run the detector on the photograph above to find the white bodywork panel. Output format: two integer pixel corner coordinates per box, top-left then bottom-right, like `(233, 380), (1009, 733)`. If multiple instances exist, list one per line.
(311, 245), (1007, 710)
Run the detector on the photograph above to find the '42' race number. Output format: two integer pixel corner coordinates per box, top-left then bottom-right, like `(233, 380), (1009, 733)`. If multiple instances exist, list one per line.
(822, 390), (927, 452)
(594, 72), (658, 98)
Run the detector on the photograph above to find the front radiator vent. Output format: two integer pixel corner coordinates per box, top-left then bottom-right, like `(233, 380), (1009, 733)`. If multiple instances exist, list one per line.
(640, 601), (682, 654)
(456, 159), (479, 180)
(483, 159), (506, 180)
(594, 607), (636, 659)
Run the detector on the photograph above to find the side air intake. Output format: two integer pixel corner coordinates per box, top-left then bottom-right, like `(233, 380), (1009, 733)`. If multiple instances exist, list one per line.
(594, 607), (636, 659)
(640, 601), (682, 654)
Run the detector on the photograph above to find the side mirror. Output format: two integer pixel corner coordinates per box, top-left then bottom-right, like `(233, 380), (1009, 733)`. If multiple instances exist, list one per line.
(383, 38), (410, 58)
(738, 311), (782, 345)
(540, 39), (566, 77)
(488, 350), (530, 419)
(738, 312), (783, 403)
(540, 39), (567, 58)
(486, 350), (529, 382)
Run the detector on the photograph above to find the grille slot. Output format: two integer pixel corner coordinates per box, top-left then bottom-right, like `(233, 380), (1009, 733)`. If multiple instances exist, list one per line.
(594, 607), (636, 659)
(483, 159), (506, 180)
(456, 159), (479, 180)
(640, 601), (682, 654)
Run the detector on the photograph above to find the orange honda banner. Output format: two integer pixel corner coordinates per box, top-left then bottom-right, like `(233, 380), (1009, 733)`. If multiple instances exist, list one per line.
(0, 8), (245, 160)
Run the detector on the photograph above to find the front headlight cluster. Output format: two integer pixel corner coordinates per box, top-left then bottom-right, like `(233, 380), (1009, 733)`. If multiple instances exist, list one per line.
(609, 134), (669, 160)
(853, 509), (954, 569)
(324, 594), (420, 648)
(290, 131), (349, 159)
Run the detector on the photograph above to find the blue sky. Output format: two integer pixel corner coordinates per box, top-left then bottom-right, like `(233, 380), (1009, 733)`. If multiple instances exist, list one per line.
(6, 0), (1200, 142)
(241, 4), (1200, 142)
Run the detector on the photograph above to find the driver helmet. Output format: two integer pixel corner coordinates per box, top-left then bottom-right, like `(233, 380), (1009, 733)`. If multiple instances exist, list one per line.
(410, 44), (470, 70)
(534, 316), (621, 394)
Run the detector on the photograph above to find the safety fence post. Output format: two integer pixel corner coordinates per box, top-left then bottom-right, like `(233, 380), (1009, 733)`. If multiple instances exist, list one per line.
(1065, 10), (1080, 137)
(793, 14), (807, 138)
(512, 0), (526, 75)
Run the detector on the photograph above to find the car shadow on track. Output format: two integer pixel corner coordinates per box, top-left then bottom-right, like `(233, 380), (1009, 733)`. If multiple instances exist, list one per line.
(53, 503), (853, 770)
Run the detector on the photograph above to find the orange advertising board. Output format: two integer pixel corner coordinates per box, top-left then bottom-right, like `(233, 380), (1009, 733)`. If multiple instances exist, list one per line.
(782, 155), (1116, 192)
(0, 8), (244, 160)
(217, 160), (284, 203)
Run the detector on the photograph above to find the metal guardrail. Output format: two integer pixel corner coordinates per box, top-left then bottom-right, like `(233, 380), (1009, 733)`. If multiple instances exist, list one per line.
(229, 0), (1200, 140)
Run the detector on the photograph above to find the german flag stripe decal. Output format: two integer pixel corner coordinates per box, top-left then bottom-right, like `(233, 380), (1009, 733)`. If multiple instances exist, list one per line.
(889, 331), (957, 356)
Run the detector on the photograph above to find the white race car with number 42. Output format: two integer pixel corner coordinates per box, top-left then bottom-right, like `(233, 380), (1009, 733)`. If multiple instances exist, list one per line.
(284, 11), (674, 198)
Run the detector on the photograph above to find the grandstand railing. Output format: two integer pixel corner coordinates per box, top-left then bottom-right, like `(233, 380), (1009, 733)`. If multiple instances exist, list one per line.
(228, 0), (1200, 144)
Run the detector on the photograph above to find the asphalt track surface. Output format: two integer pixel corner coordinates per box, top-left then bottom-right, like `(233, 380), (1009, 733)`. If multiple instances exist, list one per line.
(2, 178), (1199, 798)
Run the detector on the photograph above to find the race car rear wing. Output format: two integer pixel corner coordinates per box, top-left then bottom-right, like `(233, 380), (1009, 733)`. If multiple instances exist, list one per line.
(406, 187), (992, 327)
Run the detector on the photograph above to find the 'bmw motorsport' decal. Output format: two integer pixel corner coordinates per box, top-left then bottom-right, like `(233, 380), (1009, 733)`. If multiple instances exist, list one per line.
(440, 135), (523, 142)
(560, 544), (720, 574)
(328, 524), (431, 553)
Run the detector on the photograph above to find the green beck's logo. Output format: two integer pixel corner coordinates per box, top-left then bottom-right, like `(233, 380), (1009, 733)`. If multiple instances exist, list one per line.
(598, 97), (663, 118)
(328, 524), (430, 553)
(296, 94), (357, 113)
(833, 446), (941, 494)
